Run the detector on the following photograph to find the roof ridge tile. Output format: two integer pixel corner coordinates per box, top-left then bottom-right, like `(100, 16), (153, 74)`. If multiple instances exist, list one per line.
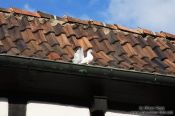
(9, 8), (40, 17)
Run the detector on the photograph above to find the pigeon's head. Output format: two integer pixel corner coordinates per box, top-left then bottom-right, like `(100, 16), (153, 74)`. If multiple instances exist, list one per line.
(88, 49), (93, 53)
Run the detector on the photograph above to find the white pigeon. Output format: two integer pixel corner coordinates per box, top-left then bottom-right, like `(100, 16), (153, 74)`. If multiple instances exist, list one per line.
(80, 49), (93, 64)
(72, 47), (84, 64)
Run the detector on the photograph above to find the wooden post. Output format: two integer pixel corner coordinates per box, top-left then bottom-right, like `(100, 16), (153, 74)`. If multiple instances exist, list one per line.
(90, 96), (107, 116)
(8, 98), (27, 116)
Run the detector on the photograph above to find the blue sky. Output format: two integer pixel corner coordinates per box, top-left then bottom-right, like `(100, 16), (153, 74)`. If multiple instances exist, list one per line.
(0, 0), (108, 22)
(0, 0), (175, 34)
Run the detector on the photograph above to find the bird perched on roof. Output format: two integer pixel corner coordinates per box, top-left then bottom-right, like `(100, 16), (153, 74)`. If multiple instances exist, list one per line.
(80, 49), (93, 64)
(72, 47), (84, 64)
(72, 48), (93, 65)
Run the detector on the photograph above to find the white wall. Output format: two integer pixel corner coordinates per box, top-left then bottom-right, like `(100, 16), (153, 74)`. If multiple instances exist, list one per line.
(0, 100), (140, 116)
(0, 99), (8, 116)
(106, 112), (140, 116)
(26, 102), (90, 116)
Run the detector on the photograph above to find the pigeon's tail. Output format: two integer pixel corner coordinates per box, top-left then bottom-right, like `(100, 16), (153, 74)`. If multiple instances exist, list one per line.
(72, 47), (84, 64)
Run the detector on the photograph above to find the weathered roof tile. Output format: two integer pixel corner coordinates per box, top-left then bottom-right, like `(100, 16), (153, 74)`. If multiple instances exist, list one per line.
(0, 7), (174, 75)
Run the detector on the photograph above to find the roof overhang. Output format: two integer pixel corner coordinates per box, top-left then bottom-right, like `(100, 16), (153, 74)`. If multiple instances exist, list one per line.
(0, 55), (175, 111)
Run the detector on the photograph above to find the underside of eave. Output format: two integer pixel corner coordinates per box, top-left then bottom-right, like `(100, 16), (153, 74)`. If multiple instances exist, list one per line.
(0, 55), (175, 87)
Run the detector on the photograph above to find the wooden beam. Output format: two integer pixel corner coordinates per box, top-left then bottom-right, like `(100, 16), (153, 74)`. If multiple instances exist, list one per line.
(90, 96), (107, 116)
(90, 111), (105, 116)
(8, 98), (27, 116)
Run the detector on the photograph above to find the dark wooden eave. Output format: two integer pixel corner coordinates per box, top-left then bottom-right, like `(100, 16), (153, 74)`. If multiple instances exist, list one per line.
(0, 55), (175, 113)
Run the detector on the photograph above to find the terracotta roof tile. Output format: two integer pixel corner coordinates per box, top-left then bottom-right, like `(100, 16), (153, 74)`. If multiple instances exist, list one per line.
(0, 8), (11, 13)
(133, 45), (147, 59)
(90, 20), (103, 26)
(122, 43), (137, 57)
(126, 34), (140, 46)
(48, 52), (60, 60)
(146, 36), (158, 49)
(112, 41), (126, 56)
(97, 51), (113, 63)
(67, 36), (80, 49)
(56, 34), (71, 48)
(77, 37), (93, 51)
(163, 49), (175, 62)
(166, 40), (175, 53)
(155, 32), (166, 38)
(107, 31), (118, 44)
(153, 47), (166, 60)
(0, 7), (175, 75)
(53, 23), (65, 36)
(137, 28), (155, 36)
(39, 42), (53, 55)
(143, 46), (157, 60)
(100, 40), (115, 54)
(161, 31), (175, 39)
(105, 24), (118, 30)
(64, 16), (89, 25)
(15, 39), (28, 52)
(90, 39), (103, 52)
(153, 58), (168, 70)
(0, 25), (10, 40)
(156, 38), (170, 51)
(45, 33), (59, 47)
(137, 36), (148, 48)
(116, 25), (140, 34)
(52, 44), (67, 56)
(63, 46), (74, 59)
(7, 47), (20, 55)
(37, 11), (54, 19)
(0, 13), (7, 26)
(64, 24), (76, 37)
(33, 30), (47, 44)
(9, 8), (40, 17)
(116, 32), (128, 45)
(1, 37), (16, 51)
(7, 16), (20, 28)
(96, 28), (108, 42)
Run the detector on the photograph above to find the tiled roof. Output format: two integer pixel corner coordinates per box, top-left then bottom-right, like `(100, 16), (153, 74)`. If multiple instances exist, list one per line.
(1, 7), (175, 75)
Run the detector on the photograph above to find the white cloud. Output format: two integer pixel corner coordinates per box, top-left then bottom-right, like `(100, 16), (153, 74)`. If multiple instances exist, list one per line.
(24, 3), (35, 12)
(105, 0), (175, 33)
